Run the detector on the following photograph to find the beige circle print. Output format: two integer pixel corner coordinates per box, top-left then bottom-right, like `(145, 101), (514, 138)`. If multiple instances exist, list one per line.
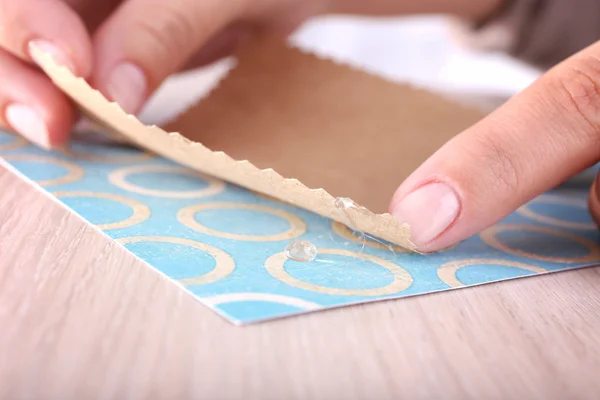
(61, 145), (155, 163)
(117, 236), (235, 286)
(53, 191), (151, 230)
(109, 165), (225, 198)
(178, 202), (307, 242)
(437, 258), (547, 288)
(517, 195), (596, 230)
(3, 154), (84, 186)
(265, 248), (413, 296)
(0, 133), (28, 152)
(480, 224), (600, 263)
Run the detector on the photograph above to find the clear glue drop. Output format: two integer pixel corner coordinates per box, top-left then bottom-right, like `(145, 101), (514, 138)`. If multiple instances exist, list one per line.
(284, 240), (317, 262)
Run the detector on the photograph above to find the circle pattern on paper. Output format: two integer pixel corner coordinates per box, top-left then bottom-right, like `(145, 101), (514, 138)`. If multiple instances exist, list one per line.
(0, 133), (27, 152)
(62, 142), (155, 163)
(54, 191), (151, 230)
(3, 154), (84, 186)
(438, 259), (546, 288)
(2, 128), (600, 324)
(118, 236), (235, 285)
(178, 202), (306, 241)
(265, 249), (413, 296)
(480, 224), (600, 263)
(518, 195), (596, 230)
(109, 164), (225, 198)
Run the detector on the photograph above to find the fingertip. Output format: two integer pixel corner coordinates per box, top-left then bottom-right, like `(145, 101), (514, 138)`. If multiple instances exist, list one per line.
(90, 0), (247, 114)
(42, 96), (76, 148)
(27, 26), (94, 80)
(101, 60), (148, 115)
(3, 91), (75, 150)
(390, 179), (463, 253)
(28, 39), (79, 76)
(29, 80), (76, 148)
(0, 0), (94, 78)
(0, 51), (75, 149)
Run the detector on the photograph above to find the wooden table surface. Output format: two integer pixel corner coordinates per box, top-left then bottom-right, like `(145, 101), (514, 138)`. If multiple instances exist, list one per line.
(1, 158), (600, 400)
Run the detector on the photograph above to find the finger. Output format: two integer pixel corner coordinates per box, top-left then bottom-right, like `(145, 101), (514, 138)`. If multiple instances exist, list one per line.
(390, 40), (600, 252)
(91, 0), (247, 114)
(65, 0), (123, 33)
(181, 23), (252, 70)
(0, 48), (75, 148)
(0, 0), (93, 77)
(589, 172), (600, 227)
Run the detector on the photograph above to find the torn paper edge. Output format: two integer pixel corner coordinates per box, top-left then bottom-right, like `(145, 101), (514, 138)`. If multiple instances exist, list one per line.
(29, 40), (481, 252)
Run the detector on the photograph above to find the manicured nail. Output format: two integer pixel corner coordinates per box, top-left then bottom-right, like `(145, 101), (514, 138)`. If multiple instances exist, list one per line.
(105, 62), (147, 115)
(5, 104), (51, 149)
(391, 182), (461, 250)
(28, 40), (76, 74)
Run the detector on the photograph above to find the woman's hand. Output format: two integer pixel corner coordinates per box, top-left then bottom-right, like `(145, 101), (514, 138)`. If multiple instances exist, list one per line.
(0, 0), (500, 150)
(8, 0), (557, 253)
(0, 0), (334, 149)
(390, 41), (600, 252)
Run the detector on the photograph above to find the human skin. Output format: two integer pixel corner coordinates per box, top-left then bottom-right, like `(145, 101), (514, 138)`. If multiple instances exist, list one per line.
(3, 0), (600, 253)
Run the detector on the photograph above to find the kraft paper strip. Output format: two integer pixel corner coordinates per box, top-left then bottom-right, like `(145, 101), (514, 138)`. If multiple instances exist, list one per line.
(30, 35), (484, 251)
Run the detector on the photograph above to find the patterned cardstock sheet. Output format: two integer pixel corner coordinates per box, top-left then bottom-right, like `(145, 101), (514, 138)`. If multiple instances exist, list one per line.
(2, 129), (600, 325)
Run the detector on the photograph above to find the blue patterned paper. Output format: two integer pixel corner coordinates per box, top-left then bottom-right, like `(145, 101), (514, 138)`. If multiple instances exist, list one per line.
(2, 129), (600, 324)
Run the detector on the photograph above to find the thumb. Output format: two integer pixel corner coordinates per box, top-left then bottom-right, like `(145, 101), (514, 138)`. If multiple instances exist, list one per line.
(390, 40), (600, 252)
(90, 0), (248, 114)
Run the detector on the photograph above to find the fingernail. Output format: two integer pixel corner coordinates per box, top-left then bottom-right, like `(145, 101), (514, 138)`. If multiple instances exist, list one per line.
(28, 40), (76, 74)
(391, 182), (461, 249)
(105, 62), (147, 115)
(595, 173), (600, 200)
(5, 104), (51, 149)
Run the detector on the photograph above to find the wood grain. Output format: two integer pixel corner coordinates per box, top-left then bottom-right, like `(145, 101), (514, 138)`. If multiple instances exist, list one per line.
(1, 163), (600, 400)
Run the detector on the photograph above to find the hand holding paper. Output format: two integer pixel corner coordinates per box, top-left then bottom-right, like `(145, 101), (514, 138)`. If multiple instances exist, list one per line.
(5, 0), (600, 254)
(0, 0), (500, 148)
(391, 42), (600, 251)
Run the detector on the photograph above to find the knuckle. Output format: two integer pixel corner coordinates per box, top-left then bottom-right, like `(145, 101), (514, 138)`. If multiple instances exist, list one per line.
(547, 55), (600, 137)
(134, 3), (199, 60)
(132, 19), (172, 62)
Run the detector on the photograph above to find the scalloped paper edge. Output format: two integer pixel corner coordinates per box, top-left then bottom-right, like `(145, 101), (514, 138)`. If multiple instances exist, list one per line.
(30, 41), (421, 251)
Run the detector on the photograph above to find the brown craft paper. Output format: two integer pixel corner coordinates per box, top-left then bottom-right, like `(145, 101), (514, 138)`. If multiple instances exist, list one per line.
(30, 35), (484, 251)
